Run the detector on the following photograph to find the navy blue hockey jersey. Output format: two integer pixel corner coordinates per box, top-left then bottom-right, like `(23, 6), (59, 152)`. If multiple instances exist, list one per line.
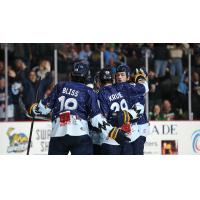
(41, 81), (100, 121)
(98, 82), (146, 120)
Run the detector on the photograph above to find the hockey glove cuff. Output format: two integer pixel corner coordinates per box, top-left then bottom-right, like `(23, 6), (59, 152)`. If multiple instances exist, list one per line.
(109, 127), (131, 145)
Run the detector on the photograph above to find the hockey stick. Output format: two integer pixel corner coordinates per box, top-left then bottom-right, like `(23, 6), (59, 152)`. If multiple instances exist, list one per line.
(27, 77), (41, 155)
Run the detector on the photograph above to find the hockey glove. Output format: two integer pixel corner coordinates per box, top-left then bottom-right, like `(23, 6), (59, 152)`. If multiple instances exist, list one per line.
(134, 68), (147, 83)
(29, 101), (51, 116)
(109, 127), (131, 145)
(132, 102), (144, 119)
(109, 110), (133, 127)
(29, 103), (41, 116)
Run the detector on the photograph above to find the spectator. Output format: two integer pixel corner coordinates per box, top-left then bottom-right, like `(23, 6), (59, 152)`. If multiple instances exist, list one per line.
(2, 62), (27, 120)
(193, 44), (200, 71)
(191, 71), (200, 119)
(149, 104), (165, 120)
(0, 76), (14, 121)
(89, 45), (101, 77)
(56, 43), (75, 81)
(115, 44), (126, 63)
(31, 44), (54, 65)
(161, 100), (175, 121)
(159, 68), (175, 101)
(15, 58), (28, 72)
(104, 46), (118, 65)
(140, 43), (154, 67)
(70, 47), (79, 61)
(21, 70), (53, 110)
(148, 70), (162, 110)
(168, 43), (189, 81)
(14, 44), (32, 67)
(0, 61), (5, 76)
(11, 80), (25, 120)
(33, 59), (52, 80)
(123, 44), (141, 69)
(14, 58), (29, 87)
(79, 44), (92, 61)
(174, 70), (188, 114)
(8, 66), (17, 82)
(153, 43), (169, 77)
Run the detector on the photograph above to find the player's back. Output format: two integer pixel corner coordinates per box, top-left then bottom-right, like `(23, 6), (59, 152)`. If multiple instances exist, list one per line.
(49, 81), (98, 120)
(98, 82), (146, 119)
(99, 82), (148, 143)
(42, 81), (100, 137)
(114, 82), (145, 101)
(98, 84), (130, 119)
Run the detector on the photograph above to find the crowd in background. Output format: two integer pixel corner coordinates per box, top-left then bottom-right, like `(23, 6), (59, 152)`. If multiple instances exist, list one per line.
(0, 43), (200, 121)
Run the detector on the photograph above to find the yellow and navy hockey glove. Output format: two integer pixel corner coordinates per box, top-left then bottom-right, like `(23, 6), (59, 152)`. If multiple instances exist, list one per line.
(109, 110), (133, 127)
(29, 103), (41, 116)
(133, 68), (147, 83)
(29, 101), (51, 116)
(108, 127), (131, 145)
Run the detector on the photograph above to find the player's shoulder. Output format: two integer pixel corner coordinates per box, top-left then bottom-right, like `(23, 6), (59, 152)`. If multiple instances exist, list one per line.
(66, 81), (88, 90)
(86, 85), (96, 94)
(98, 85), (113, 95)
(115, 82), (136, 89)
(129, 82), (136, 86)
(78, 84), (97, 97)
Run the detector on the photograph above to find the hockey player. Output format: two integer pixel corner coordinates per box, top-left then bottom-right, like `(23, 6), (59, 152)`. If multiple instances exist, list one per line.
(113, 64), (149, 155)
(98, 66), (147, 155)
(29, 60), (130, 155)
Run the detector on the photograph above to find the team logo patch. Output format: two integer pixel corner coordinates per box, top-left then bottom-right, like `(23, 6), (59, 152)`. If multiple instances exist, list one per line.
(192, 130), (200, 154)
(59, 111), (71, 126)
(6, 127), (29, 153)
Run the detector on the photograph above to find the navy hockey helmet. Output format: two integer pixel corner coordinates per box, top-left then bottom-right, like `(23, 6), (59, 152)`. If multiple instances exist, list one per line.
(99, 67), (113, 83)
(71, 60), (90, 79)
(116, 64), (130, 77)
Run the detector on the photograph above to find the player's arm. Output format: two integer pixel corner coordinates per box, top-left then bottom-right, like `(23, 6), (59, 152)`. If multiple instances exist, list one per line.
(109, 103), (144, 127)
(90, 113), (130, 145)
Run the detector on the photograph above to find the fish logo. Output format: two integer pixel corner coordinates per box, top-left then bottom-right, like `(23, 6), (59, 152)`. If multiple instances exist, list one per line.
(7, 127), (29, 153)
(192, 130), (200, 154)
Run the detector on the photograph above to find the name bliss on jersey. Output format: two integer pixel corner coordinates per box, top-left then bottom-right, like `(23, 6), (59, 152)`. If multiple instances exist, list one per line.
(62, 87), (79, 97)
(109, 92), (123, 102)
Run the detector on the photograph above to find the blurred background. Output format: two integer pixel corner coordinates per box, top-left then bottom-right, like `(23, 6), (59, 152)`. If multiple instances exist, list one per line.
(0, 43), (199, 122)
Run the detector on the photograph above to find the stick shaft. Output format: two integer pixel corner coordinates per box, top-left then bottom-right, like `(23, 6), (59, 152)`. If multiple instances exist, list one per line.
(27, 119), (34, 155)
(26, 77), (41, 155)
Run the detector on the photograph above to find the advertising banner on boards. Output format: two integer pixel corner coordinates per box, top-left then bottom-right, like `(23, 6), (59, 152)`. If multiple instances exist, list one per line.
(0, 122), (52, 155)
(0, 121), (199, 155)
(144, 121), (200, 155)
